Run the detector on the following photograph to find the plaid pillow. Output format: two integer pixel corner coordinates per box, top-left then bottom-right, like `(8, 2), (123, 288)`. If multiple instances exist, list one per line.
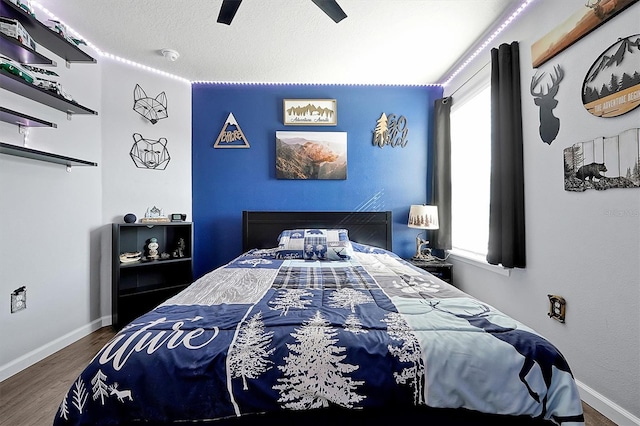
(276, 229), (354, 260)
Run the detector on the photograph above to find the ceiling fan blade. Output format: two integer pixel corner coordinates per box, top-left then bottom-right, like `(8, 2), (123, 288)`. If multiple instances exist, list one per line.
(217, 0), (242, 25)
(311, 0), (347, 23)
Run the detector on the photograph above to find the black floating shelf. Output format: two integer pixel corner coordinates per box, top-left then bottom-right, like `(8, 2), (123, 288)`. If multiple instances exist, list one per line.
(0, 141), (97, 167)
(0, 106), (56, 127)
(0, 69), (98, 115)
(0, 0), (96, 63)
(0, 32), (56, 65)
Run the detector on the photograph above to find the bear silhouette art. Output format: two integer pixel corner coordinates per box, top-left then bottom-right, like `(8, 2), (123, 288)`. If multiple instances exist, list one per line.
(575, 162), (607, 181)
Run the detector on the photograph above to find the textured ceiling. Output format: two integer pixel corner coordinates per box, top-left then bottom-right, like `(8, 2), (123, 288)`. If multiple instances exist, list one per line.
(32, 0), (521, 84)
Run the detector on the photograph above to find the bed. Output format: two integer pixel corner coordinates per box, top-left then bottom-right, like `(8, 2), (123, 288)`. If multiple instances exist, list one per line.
(54, 211), (585, 426)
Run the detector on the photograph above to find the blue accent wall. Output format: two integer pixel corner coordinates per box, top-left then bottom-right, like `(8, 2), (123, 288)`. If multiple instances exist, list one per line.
(192, 83), (442, 278)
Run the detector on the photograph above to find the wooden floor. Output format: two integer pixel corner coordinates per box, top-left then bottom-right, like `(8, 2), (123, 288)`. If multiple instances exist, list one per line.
(0, 326), (617, 426)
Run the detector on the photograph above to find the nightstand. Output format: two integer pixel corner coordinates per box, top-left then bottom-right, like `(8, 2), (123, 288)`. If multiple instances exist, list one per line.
(407, 258), (453, 285)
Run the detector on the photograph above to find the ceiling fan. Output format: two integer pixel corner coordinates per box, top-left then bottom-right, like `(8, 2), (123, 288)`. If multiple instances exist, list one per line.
(217, 0), (347, 25)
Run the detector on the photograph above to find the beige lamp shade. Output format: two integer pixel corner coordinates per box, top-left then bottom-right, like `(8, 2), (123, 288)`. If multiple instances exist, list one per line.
(408, 205), (439, 230)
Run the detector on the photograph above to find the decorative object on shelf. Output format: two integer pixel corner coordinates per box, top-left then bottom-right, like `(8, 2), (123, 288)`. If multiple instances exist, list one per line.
(275, 131), (347, 180)
(530, 64), (563, 145)
(160, 252), (171, 260)
(44, 19), (86, 46)
(133, 84), (168, 124)
(531, 0), (638, 68)
(10, 0), (36, 17)
(145, 237), (160, 260)
(408, 204), (439, 261)
(0, 16), (36, 50)
(283, 99), (337, 126)
(547, 294), (566, 323)
(124, 213), (137, 223)
(213, 112), (250, 148)
(2, 58), (74, 101)
(582, 34), (640, 118)
(130, 133), (171, 170)
(173, 238), (186, 258)
(141, 206), (170, 223)
(119, 251), (142, 263)
(373, 113), (409, 148)
(0, 57), (98, 115)
(563, 128), (640, 192)
(170, 213), (186, 222)
(1, 53), (35, 83)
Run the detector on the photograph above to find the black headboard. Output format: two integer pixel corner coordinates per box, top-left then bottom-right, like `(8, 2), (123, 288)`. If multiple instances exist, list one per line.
(242, 211), (393, 252)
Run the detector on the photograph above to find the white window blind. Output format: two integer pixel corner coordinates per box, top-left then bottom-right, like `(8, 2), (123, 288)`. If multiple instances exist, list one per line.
(450, 85), (491, 256)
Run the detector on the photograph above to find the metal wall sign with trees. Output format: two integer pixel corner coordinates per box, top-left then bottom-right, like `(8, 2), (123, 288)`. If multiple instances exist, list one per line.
(582, 34), (640, 118)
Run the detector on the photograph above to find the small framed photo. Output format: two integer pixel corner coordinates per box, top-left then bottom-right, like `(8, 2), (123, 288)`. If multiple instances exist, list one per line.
(283, 99), (337, 126)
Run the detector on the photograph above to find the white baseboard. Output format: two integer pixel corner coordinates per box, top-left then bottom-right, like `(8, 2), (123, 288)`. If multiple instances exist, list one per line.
(0, 316), (111, 382)
(577, 379), (640, 425)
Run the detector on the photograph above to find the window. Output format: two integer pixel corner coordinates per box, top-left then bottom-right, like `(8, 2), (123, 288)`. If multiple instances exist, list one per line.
(450, 84), (491, 257)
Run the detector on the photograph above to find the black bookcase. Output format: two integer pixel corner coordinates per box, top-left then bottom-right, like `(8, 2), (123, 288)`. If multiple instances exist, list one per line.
(112, 222), (193, 329)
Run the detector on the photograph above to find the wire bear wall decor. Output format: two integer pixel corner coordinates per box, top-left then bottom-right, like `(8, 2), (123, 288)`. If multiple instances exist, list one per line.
(133, 84), (168, 124)
(130, 133), (171, 170)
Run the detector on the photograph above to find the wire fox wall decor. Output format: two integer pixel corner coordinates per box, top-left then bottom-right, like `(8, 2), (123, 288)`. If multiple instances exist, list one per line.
(133, 84), (168, 124)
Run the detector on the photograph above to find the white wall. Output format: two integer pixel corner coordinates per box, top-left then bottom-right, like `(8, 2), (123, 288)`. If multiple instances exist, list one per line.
(0, 46), (102, 377)
(0, 51), (191, 380)
(98, 60), (192, 321)
(444, 0), (640, 423)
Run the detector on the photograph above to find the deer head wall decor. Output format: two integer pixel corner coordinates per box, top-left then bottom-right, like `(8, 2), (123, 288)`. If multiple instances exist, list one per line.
(531, 65), (564, 145)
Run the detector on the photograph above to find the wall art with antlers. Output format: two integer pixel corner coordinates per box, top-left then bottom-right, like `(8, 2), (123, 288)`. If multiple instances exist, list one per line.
(530, 65), (564, 145)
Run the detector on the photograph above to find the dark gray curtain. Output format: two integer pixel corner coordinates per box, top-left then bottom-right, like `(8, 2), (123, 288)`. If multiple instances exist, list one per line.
(487, 41), (526, 268)
(430, 97), (452, 250)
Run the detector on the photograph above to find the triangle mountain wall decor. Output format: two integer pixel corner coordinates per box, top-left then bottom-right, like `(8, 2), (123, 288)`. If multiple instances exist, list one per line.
(214, 113), (250, 148)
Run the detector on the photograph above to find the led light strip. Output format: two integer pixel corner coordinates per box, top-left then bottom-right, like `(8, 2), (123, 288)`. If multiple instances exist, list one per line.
(32, 1), (534, 87)
(32, 2), (190, 84)
(440, 0), (536, 87)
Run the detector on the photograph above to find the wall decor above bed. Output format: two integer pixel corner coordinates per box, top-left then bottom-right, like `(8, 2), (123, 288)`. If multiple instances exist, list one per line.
(132, 84), (168, 124)
(582, 34), (640, 118)
(373, 113), (409, 148)
(283, 99), (337, 126)
(213, 112), (250, 148)
(563, 128), (639, 191)
(275, 131), (347, 179)
(129, 133), (170, 170)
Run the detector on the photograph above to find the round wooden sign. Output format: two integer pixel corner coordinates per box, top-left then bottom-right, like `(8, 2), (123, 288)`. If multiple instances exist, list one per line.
(582, 34), (640, 118)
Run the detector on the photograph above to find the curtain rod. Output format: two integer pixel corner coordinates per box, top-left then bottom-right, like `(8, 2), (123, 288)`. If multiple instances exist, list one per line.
(447, 61), (491, 99)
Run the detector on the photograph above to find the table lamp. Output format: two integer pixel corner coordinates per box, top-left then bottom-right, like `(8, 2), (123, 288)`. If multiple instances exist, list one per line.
(408, 204), (439, 261)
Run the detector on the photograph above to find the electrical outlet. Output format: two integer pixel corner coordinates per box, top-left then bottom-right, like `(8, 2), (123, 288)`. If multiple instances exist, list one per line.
(547, 294), (566, 323)
(11, 287), (26, 313)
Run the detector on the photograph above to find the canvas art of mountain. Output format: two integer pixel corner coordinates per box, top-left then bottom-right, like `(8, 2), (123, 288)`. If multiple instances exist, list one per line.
(275, 132), (347, 180)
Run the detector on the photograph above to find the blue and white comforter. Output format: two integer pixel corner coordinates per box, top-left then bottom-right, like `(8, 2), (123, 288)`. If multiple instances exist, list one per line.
(54, 244), (584, 425)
